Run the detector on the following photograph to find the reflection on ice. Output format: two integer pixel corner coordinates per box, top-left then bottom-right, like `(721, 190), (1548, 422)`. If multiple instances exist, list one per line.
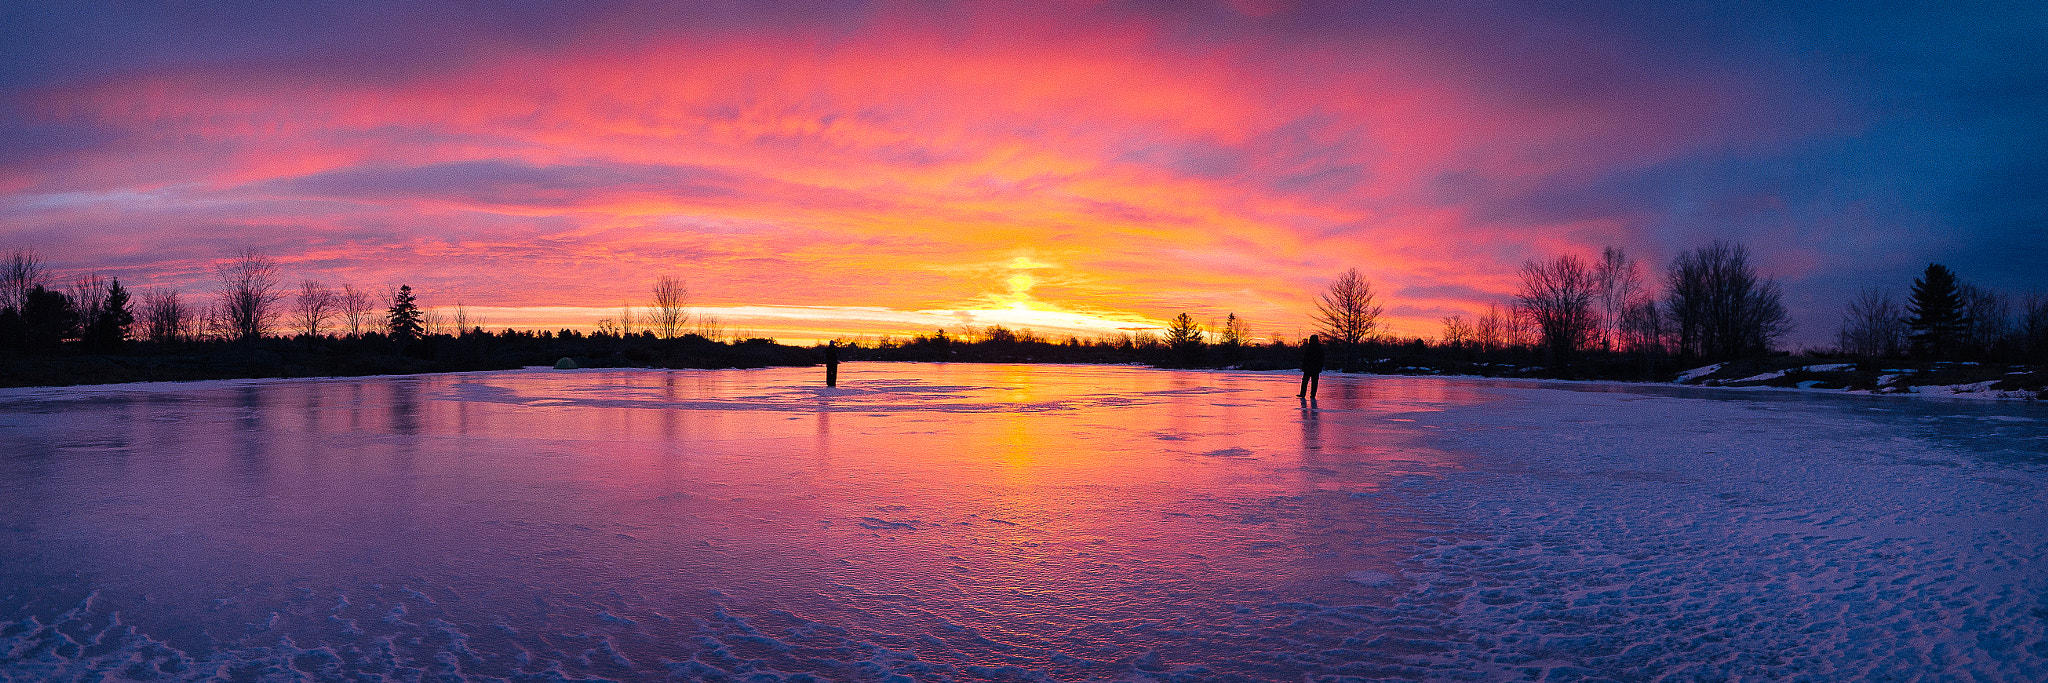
(1, 364), (2043, 681)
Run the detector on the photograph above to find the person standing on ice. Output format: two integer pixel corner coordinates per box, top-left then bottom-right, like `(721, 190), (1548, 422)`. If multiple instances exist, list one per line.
(824, 340), (841, 387)
(1298, 335), (1324, 400)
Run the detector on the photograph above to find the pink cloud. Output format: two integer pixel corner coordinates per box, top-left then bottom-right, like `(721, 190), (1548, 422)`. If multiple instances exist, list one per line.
(1, 7), (1804, 340)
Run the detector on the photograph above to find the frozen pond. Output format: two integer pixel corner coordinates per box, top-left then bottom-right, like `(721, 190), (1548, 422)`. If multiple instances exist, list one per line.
(2, 364), (2044, 681)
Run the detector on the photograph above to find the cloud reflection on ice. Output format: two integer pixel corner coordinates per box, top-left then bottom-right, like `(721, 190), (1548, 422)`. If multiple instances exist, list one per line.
(1, 365), (2042, 680)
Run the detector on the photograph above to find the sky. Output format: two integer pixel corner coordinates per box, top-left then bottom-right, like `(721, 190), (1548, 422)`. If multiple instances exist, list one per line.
(3, 0), (2043, 345)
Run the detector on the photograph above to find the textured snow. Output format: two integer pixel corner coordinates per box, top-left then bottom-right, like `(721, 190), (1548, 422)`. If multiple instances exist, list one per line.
(2, 365), (2044, 681)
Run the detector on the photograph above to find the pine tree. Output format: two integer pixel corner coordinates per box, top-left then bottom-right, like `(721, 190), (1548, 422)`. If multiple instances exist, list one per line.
(84, 278), (133, 352)
(1906, 264), (1967, 359)
(1164, 312), (1204, 366)
(21, 285), (77, 354)
(387, 285), (424, 344)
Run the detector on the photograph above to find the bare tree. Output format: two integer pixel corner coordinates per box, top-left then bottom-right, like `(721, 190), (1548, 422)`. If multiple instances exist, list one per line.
(338, 284), (375, 337)
(1663, 241), (1788, 361)
(70, 273), (109, 333)
(200, 300), (234, 342)
(2021, 293), (2048, 362)
(1516, 254), (1601, 365)
(617, 303), (636, 337)
(693, 312), (726, 341)
(1619, 299), (1666, 356)
(1958, 284), (2012, 359)
(1836, 288), (1905, 359)
(651, 276), (690, 339)
(1593, 247), (1641, 352)
(1440, 314), (1474, 348)
(3, 249), (47, 313)
(1312, 267), (1383, 369)
(141, 289), (191, 344)
(423, 308), (446, 337)
(214, 248), (280, 342)
(1474, 303), (1509, 352)
(292, 280), (337, 338)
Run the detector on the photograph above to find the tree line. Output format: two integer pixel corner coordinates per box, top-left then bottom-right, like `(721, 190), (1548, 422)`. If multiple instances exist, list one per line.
(0, 249), (737, 354)
(1294, 239), (2045, 376)
(1284, 240), (1792, 374)
(5, 241), (2044, 385)
(1836, 263), (2048, 363)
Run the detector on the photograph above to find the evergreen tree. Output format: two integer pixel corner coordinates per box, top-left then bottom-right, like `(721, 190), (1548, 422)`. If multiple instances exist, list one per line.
(21, 285), (77, 354)
(387, 285), (424, 344)
(84, 278), (133, 352)
(1164, 312), (1205, 366)
(0, 307), (22, 353)
(1906, 264), (1967, 359)
(1218, 312), (1249, 364)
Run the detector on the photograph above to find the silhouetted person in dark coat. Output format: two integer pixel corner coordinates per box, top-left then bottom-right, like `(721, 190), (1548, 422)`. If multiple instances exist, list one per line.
(1298, 335), (1323, 400)
(824, 340), (840, 387)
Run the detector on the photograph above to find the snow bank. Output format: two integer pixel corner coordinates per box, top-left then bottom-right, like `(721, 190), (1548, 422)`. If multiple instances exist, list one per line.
(1676, 362), (1724, 382)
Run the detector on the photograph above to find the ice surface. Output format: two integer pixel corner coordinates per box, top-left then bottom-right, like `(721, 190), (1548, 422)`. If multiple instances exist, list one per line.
(2, 364), (2044, 681)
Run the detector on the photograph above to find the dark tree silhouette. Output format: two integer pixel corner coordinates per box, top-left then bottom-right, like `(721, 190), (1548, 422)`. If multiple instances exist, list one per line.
(338, 284), (375, 337)
(83, 278), (133, 352)
(142, 288), (189, 344)
(1165, 312), (1204, 365)
(1217, 312), (1249, 363)
(293, 280), (337, 338)
(2, 249), (46, 314)
(387, 285), (425, 345)
(1663, 241), (1788, 361)
(651, 275), (689, 339)
(21, 285), (77, 354)
(1592, 246), (1641, 352)
(1618, 299), (1666, 357)
(1313, 267), (1382, 370)
(1958, 284), (2011, 360)
(2022, 294), (2048, 362)
(1905, 264), (1966, 359)
(0, 307), (20, 353)
(1836, 288), (1905, 359)
(1516, 253), (1600, 366)
(215, 248), (280, 343)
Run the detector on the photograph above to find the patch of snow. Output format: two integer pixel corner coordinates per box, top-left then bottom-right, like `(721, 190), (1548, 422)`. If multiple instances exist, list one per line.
(1676, 363), (1724, 382)
(1801, 363), (1856, 372)
(1732, 364), (1858, 384)
(1910, 381), (2039, 400)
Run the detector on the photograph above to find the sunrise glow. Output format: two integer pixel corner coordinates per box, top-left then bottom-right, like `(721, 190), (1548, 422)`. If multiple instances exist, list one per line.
(3, 2), (2041, 345)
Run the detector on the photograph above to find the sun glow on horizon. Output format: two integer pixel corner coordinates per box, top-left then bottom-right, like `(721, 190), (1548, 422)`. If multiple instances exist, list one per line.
(5, 2), (2001, 348)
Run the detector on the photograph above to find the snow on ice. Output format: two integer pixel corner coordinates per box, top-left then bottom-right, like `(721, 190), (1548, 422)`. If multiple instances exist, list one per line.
(1, 365), (2043, 681)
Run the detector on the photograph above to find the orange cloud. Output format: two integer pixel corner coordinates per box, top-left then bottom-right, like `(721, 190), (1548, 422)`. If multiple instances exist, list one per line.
(2, 8), (1783, 342)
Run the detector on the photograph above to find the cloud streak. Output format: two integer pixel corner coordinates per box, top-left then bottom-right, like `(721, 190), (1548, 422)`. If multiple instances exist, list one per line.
(2, 1), (2041, 344)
